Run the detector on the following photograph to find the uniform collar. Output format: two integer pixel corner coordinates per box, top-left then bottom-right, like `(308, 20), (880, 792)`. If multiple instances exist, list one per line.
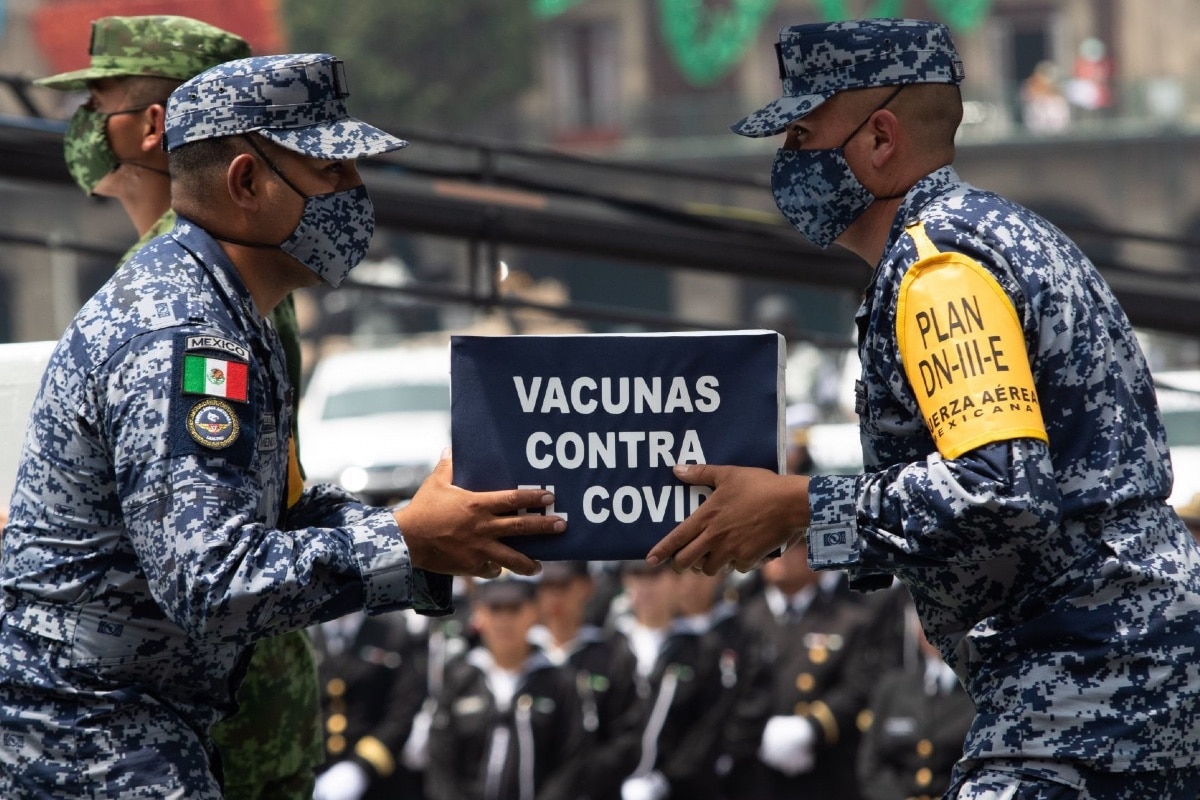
(764, 571), (844, 620)
(466, 645), (555, 678)
(882, 165), (962, 261)
(168, 214), (265, 329)
(526, 623), (605, 664)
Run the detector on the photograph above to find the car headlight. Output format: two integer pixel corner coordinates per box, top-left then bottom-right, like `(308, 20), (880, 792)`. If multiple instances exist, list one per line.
(339, 465), (370, 494)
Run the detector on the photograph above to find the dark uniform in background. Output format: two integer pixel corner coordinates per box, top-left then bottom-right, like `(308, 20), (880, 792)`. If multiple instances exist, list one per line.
(426, 577), (585, 800)
(561, 626), (642, 800)
(857, 651), (974, 800)
(857, 591), (974, 800)
(311, 610), (429, 799)
(623, 591), (771, 800)
(740, 570), (877, 800)
(396, 578), (478, 797)
(530, 561), (643, 800)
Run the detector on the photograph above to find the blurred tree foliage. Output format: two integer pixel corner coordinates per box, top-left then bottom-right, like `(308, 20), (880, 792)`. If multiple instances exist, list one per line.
(280, 0), (536, 134)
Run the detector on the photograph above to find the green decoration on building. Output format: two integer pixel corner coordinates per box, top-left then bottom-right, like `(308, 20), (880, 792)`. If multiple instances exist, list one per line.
(817, 0), (903, 20)
(659, 0), (778, 86)
(532, 0), (586, 18)
(818, 0), (992, 31)
(533, 0), (993, 83)
(927, 0), (993, 32)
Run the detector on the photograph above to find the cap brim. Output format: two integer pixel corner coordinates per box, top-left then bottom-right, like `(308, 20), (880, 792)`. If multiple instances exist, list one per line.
(474, 585), (535, 606)
(730, 93), (827, 138)
(539, 563), (589, 584)
(259, 117), (408, 159)
(34, 67), (123, 91)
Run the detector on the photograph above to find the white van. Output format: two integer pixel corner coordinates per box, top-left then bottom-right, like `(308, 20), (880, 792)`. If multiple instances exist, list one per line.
(298, 345), (451, 505)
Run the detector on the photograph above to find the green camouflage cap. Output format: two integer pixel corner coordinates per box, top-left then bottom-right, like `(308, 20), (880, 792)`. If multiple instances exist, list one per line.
(35, 15), (251, 91)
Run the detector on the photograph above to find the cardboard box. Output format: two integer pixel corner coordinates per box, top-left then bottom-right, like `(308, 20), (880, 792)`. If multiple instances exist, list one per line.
(450, 331), (785, 560)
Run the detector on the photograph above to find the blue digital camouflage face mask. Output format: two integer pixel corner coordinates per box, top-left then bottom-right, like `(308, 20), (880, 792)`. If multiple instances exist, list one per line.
(277, 183), (374, 288)
(225, 135), (375, 288)
(770, 86), (904, 249)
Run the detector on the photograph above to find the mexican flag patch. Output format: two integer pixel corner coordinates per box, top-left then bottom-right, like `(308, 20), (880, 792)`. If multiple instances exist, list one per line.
(183, 354), (249, 402)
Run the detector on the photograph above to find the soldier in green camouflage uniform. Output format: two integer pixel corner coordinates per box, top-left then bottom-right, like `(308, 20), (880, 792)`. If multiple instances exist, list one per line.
(36, 16), (324, 798)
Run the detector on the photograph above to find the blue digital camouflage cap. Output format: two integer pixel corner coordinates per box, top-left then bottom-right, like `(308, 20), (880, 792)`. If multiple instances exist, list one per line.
(732, 18), (965, 138)
(163, 53), (408, 158)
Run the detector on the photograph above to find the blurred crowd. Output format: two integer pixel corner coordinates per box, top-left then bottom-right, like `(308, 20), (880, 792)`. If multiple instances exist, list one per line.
(308, 547), (974, 800)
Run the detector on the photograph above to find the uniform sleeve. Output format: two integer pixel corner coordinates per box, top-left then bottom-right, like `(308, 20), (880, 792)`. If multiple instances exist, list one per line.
(808, 226), (1066, 610)
(101, 331), (449, 645)
(808, 440), (1062, 588)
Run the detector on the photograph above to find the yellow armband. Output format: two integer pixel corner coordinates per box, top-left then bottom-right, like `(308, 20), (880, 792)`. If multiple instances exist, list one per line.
(286, 437), (304, 508)
(895, 221), (1048, 459)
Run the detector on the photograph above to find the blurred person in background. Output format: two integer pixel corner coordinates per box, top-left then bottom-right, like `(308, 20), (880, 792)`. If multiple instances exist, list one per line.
(619, 566), (770, 800)
(584, 560), (627, 628)
(398, 575), (479, 796)
(32, 16), (327, 798)
(784, 402), (817, 475)
(613, 561), (678, 684)
(530, 560), (641, 800)
(425, 574), (584, 800)
(856, 591), (974, 800)
(309, 608), (429, 800)
(1019, 60), (1070, 135)
(0, 52), (564, 798)
(737, 541), (877, 800)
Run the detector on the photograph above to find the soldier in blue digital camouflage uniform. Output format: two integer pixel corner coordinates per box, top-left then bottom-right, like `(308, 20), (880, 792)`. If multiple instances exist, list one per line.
(0, 52), (564, 798)
(648, 18), (1200, 799)
(34, 17), (327, 798)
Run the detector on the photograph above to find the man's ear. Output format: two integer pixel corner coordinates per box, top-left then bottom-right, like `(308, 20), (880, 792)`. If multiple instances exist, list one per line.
(226, 153), (261, 209)
(868, 109), (900, 168)
(140, 104), (167, 154)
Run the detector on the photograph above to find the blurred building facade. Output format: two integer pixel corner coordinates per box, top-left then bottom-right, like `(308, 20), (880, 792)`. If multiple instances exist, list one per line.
(523, 0), (1200, 146)
(0, 0), (1197, 373)
(525, 0), (1200, 247)
(514, 0), (1200, 367)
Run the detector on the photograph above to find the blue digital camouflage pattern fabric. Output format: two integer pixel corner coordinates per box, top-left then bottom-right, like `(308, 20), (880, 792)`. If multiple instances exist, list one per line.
(164, 53), (408, 159)
(946, 759), (1200, 798)
(0, 218), (451, 797)
(806, 166), (1200, 776)
(34, 15), (250, 91)
(119, 211), (325, 800)
(768, 138), (876, 249)
(732, 18), (964, 138)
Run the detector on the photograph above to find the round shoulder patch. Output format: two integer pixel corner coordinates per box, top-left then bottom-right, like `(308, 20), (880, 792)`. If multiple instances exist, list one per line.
(187, 398), (241, 449)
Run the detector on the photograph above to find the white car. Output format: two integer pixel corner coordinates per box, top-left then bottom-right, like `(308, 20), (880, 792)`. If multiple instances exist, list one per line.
(1154, 370), (1200, 508)
(805, 421), (865, 475)
(298, 345), (451, 505)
